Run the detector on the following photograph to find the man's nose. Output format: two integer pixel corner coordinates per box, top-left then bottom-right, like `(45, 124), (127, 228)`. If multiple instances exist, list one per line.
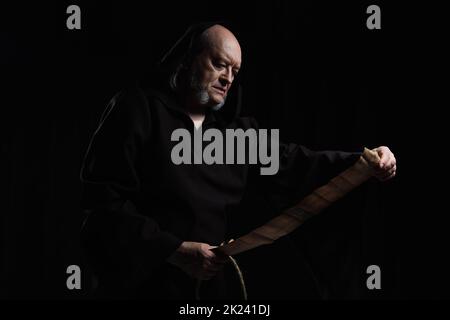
(219, 68), (233, 86)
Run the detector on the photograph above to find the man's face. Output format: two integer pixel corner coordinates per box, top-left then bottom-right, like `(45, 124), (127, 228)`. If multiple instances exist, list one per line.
(189, 35), (241, 109)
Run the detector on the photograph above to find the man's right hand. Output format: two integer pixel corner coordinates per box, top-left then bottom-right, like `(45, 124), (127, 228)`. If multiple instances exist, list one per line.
(167, 241), (228, 280)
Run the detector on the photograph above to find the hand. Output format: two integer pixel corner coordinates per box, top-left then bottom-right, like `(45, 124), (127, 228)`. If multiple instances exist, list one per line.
(167, 241), (229, 280)
(372, 146), (397, 181)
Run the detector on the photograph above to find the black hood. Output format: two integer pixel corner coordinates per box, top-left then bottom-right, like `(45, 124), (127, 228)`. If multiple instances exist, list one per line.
(141, 22), (243, 125)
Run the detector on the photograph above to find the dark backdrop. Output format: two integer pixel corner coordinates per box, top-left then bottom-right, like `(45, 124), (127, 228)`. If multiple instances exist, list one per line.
(2, 1), (447, 299)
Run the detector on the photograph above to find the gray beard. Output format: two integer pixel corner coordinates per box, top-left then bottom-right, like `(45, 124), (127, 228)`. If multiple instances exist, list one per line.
(189, 73), (226, 111)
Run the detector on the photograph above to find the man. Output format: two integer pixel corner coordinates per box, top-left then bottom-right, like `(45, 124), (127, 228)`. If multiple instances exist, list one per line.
(80, 23), (396, 299)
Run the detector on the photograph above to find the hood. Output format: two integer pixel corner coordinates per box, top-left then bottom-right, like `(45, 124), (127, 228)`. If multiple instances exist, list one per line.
(141, 22), (243, 126)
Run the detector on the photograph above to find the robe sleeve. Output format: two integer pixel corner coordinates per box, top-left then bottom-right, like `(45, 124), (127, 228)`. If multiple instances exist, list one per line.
(251, 118), (363, 213)
(79, 87), (182, 287)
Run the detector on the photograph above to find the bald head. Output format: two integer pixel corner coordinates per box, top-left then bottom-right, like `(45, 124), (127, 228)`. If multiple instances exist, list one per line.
(200, 25), (242, 60)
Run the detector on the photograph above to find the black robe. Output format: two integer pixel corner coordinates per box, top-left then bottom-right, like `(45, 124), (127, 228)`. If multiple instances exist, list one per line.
(79, 83), (361, 299)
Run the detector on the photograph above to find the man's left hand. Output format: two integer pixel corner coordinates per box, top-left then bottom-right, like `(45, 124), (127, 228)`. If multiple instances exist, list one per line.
(372, 146), (396, 181)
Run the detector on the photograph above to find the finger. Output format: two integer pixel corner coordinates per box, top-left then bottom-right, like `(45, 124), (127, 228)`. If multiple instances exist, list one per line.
(384, 154), (396, 170)
(385, 160), (396, 171)
(377, 147), (391, 168)
(204, 257), (227, 268)
(376, 163), (396, 176)
(380, 171), (396, 181)
(376, 166), (396, 180)
(203, 258), (222, 268)
(206, 256), (228, 267)
(376, 155), (395, 172)
(206, 247), (229, 263)
(378, 155), (395, 170)
(202, 248), (217, 260)
(379, 169), (396, 181)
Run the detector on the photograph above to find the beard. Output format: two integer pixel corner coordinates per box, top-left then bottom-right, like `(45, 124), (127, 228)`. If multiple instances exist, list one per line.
(189, 72), (226, 111)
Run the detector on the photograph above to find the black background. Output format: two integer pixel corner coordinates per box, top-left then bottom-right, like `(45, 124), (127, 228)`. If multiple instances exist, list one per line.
(2, 1), (447, 300)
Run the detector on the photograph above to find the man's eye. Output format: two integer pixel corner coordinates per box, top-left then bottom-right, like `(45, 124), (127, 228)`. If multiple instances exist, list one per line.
(214, 62), (226, 69)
